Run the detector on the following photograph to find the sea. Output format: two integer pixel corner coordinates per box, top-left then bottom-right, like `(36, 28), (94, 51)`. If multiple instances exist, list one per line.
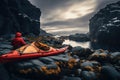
(42, 27), (90, 48)
(63, 39), (90, 48)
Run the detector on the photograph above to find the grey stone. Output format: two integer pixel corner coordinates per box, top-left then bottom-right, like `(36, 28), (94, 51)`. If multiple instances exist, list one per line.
(62, 76), (81, 80)
(0, 64), (10, 80)
(101, 66), (120, 80)
(81, 71), (97, 80)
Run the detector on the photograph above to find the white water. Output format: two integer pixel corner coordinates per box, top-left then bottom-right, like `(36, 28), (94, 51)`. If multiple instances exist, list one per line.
(63, 39), (90, 48)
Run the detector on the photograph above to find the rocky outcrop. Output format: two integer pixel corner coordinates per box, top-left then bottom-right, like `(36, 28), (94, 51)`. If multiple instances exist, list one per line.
(89, 1), (120, 45)
(69, 33), (90, 42)
(0, 0), (41, 36)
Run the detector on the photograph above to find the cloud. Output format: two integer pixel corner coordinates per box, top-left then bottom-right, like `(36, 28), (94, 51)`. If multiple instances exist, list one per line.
(29, 0), (120, 35)
(29, 0), (96, 21)
(94, 0), (120, 13)
(42, 11), (94, 28)
(44, 27), (88, 36)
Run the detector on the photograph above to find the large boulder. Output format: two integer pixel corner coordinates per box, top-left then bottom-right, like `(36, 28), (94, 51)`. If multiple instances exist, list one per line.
(0, 0), (41, 36)
(89, 1), (120, 46)
(101, 66), (120, 80)
(0, 64), (10, 80)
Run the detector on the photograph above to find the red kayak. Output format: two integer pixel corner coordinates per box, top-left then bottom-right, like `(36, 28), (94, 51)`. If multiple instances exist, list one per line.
(0, 42), (68, 63)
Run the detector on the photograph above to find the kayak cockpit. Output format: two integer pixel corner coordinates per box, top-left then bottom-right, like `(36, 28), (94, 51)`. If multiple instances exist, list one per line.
(16, 42), (52, 54)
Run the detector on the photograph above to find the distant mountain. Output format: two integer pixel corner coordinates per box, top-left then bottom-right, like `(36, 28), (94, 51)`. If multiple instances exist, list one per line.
(89, 1), (120, 45)
(0, 0), (46, 36)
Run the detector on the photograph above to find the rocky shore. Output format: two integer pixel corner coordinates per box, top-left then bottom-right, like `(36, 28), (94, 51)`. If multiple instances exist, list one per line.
(0, 36), (119, 80)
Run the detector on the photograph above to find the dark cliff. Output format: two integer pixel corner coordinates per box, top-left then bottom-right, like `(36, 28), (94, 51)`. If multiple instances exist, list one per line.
(89, 1), (120, 45)
(0, 0), (41, 36)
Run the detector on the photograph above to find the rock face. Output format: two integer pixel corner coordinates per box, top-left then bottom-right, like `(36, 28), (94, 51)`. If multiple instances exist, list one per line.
(0, 0), (41, 36)
(89, 1), (120, 45)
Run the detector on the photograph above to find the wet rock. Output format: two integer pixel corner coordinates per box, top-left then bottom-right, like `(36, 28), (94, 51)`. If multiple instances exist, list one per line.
(110, 52), (120, 59)
(38, 57), (54, 64)
(0, 43), (12, 54)
(0, 44), (12, 49)
(3, 53), (79, 79)
(49, 54), (71, 62)
(0, 64), (10, 80)
(88, 49), (110, 63)
(67, 45), (73, 51)
(81, 61), (97, 67)
(0, 49), (12, 55)
(72, 68), (82, 77)
(110, 52), (120, 65)
(81, 71), (97, 80)
(67, 58), (80, 69)
(88, 53), (110, 63)
(81, 61), (101, 72)
(101, 66), (120, 80)
(62, 76), (81, 80)
(95, 49), (109, 54)
(4, 58), (61, 79)
(72, 46), (83, 53)
(72, 46), (93, 58)
(40, 64), (60, 75)
(59, 36), (69, 40)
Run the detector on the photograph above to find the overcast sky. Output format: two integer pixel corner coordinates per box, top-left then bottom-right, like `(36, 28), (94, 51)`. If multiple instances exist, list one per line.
(29, 0), (120, 36)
